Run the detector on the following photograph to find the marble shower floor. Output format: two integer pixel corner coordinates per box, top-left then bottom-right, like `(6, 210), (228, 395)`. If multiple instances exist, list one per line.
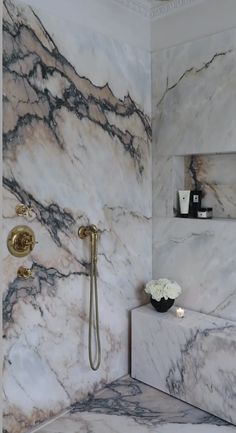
(34, 376), (236, 433)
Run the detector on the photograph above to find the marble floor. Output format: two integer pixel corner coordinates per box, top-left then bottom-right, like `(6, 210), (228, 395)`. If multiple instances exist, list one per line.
(33, 376), (236, 433)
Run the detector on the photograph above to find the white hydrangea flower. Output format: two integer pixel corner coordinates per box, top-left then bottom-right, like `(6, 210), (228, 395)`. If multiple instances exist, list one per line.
(145, 278), (182, 302)
(144, 280), (157, 295)
(164, 281), (182, 299)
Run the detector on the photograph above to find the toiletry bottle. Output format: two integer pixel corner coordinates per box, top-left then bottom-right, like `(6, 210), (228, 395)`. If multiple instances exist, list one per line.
(178, 190), (190, 217)
(190, 190), (202, 218)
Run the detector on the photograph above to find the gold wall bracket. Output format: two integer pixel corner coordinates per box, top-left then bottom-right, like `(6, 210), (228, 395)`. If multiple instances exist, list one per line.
(7, 225), (37, 258)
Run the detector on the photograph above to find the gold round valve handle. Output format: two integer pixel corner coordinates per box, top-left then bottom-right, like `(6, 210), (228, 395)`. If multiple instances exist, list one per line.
(7, 225), (37, 258)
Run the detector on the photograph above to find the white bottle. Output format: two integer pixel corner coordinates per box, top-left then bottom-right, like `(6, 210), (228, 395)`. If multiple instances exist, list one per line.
(178, 190), (190, 217)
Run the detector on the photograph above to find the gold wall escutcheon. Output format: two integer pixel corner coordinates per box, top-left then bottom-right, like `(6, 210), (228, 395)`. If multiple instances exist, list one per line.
(7, 225), (37, 258)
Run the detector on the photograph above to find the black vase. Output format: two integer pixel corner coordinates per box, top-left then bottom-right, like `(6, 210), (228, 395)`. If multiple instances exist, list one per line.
(151, 297), (175, 313)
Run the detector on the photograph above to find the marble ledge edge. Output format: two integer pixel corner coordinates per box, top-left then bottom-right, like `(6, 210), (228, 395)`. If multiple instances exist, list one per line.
(152, 215), (236, 225)
(132, 303), (236, 328)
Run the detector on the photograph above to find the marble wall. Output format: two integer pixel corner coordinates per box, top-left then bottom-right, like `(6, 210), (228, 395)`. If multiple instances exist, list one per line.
(3, 0), (236, 430)
(185, 153), (236, 219)
(152, 27), (236, 321)
(2, 1), (152, 432)
(132, 305), (236, 425)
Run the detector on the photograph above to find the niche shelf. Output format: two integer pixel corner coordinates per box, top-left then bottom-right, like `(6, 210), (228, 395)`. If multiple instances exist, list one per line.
(174, 152), (236, 220)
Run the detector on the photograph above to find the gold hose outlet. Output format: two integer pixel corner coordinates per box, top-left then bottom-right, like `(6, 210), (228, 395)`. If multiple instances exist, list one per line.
(78, 224), (98, 239)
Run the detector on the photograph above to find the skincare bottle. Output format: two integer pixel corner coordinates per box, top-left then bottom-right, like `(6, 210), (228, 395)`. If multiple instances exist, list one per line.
(178, 190), (190, 217)
(189, 190), (202, 218)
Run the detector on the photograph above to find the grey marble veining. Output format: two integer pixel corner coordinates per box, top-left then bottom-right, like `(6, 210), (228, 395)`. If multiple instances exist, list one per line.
(132, 305), (236, 425)
(152, 27), (236, 156)
(153, 154), (184, 217)
(152, 26), (236, 326)
(29, 376), (235, 433)
(185, 154), (236, 219)
(3, 1), (151, 432)
(153, 217), (236, 321)
(3, 0), (236, 432)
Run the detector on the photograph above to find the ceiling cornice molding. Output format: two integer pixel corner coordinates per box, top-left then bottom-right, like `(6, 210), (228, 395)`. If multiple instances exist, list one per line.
(112, 0), (151, 18)
(150, 0), (204, 19)
(112, 0), (204, 19)
(113, 0), (151, 18)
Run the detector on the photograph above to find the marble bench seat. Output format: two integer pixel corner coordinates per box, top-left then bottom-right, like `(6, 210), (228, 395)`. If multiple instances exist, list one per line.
(131, 304), (236, 425)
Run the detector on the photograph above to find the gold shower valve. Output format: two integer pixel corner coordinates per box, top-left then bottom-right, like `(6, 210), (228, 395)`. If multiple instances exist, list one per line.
(7, 225), (37, 258)
(15, 204), (34, 217)
(17, 266), (33, 279)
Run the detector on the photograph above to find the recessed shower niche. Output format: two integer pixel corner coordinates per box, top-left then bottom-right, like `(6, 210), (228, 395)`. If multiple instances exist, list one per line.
(173, 153), (236, 219)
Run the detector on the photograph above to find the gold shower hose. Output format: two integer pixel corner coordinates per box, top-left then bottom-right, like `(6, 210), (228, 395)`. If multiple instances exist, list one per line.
(78, 225), (101, 371)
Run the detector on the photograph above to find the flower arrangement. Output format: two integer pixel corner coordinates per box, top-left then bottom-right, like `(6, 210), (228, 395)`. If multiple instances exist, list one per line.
(145, 278), (182, 302)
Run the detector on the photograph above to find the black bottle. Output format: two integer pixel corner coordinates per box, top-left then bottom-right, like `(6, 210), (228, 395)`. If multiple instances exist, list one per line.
(189, 190), (202, 218)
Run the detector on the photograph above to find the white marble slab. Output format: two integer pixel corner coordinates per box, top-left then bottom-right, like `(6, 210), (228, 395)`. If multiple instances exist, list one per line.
(185, 153), (236, 219)
(152, 217), (236, 321)
(32, 376), (235, 433)
(153, 155), (184, 217)
(132, 304), (236, 425)
(152, 27), (236, 156)
(3, 1), (151, 432)
(152, 27), (236, 325)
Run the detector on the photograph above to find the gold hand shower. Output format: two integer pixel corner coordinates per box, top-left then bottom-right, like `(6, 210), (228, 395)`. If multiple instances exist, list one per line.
(78, 225), (101, 371)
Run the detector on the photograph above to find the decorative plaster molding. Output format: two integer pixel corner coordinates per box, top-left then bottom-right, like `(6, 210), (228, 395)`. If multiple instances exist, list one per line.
(112, 0), (151, 18)
(150, 0), (204, 19)
(112, 0), (204, 19)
